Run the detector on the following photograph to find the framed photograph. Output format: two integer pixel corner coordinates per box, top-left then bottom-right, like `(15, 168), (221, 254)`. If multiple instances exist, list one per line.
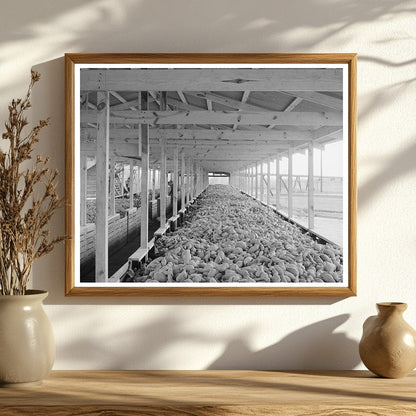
(65, 53), (356, 296)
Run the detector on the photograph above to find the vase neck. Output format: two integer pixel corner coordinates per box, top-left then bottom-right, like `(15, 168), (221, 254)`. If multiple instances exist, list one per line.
(377, 302), (407, 317)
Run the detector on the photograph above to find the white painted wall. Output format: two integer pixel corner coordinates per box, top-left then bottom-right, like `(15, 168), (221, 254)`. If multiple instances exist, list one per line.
(1, 0), (415, 370)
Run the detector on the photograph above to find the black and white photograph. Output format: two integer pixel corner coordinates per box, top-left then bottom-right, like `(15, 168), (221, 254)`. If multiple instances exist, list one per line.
(66, 54), (356, 295)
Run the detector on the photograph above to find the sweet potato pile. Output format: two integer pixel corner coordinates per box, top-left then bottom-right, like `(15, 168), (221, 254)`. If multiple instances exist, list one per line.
(135, 185), (343, 284)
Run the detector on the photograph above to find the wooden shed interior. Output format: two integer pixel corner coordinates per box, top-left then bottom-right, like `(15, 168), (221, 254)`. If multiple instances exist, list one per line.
(79, 67), (344, 283)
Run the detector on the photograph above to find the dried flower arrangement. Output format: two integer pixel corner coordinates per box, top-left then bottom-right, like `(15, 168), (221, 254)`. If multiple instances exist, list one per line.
(0, 71), (65, 295)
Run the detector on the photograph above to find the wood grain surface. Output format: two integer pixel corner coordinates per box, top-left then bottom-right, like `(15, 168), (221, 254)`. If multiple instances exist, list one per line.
(1, 370), (415, 415)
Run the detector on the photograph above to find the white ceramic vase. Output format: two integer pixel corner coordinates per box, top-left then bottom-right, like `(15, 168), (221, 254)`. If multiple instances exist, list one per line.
(0, 290), (55, 387)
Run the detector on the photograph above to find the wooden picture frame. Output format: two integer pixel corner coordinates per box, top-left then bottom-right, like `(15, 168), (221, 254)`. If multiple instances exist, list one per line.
(65, 53), (356, 296)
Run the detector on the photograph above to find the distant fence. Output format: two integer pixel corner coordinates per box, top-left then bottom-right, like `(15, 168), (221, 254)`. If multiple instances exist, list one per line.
(280, 175), (342, 194)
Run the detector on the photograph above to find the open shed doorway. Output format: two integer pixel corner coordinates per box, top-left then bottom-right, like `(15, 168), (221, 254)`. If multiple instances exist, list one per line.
(208, 172), (230, 186)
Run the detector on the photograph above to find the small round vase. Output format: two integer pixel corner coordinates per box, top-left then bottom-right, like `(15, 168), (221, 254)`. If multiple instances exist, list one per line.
(359, 302), (416, 378)
(0, 290), (55, 387)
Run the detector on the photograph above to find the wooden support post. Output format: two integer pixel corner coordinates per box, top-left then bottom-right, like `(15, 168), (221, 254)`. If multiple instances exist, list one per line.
(129, 160), (134, 209)
(140, 92), (149, 250)
(288, 148), (293, 218)
(137, 91), (142, 158)
(160, 142), (166, 226)
(252, 166), (255, 196)
(121, 163), (125, 197)
(185, 158), (189, 205)
(138, 166), (142, 196)
(109, 158), (115, 216)
(240, 169), (243, 190)
(181, 152), (186, 210)
(197, 166), (201, 195)
(199, 166), (202, 194)
(95, 91), (109, 283)
(194, 163), (197, 198)
(165, 171), (167, 200)
(189, 163), (193, 199)
(80, 94), (89, 226)
(266, 159), (271, 206)
(160, 92), (167, 227)
(308, 142), (315, 229)
(195, 165), (199, 196)
(192, 160), (195, 199)
(151, 168), (156, 200)
(246, 167), (250, 194)
(255, 163), (259, 199)
(173, 147), (179, 217)
(80, 154), (87, 226)
(275, 155), (280, 209)
(246, 167), (249, 194)
(260, 162), (264, 202)
(187, 157), (191, 204)
(191, 161), (195, 200)
(248, 166), (252, 196)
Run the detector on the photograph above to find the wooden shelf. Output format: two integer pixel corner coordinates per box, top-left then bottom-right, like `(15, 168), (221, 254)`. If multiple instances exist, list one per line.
(1, 370), (415, 415)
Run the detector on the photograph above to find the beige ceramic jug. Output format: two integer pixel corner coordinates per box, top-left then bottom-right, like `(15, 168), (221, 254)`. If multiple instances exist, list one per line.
(359, 302), (416, 378)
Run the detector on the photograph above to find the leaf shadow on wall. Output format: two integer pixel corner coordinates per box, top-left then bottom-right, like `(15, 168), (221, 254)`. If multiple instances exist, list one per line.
(0, 0), (414, 97)
(207, 314), (360, 370)
(52, 308), (252, 370)
(52, 307), (359, 370)
(358, 139), (416, 210)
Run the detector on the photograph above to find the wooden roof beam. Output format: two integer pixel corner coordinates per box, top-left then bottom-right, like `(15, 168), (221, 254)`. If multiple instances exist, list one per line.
(82, 110), (342, 126)
(81, 143), (290, 156)
(80, 68), (343, 92)
(81, 127), (314, 141)
(150, 143), (291, 149)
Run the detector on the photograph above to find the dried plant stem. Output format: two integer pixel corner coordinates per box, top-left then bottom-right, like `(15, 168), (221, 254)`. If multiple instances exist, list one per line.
(0, 71), (66, 295)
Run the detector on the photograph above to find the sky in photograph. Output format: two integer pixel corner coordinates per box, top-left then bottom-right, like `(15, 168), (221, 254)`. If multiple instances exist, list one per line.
(273, 141), (343, 177)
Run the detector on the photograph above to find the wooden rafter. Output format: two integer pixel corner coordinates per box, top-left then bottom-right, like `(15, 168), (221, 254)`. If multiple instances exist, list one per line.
(233, 90), (250, 131)
(267, 96), (303, 129)
(177, 91), (188, 104)
(283, 91), (343, 110)
(186, 91), (261, 111)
